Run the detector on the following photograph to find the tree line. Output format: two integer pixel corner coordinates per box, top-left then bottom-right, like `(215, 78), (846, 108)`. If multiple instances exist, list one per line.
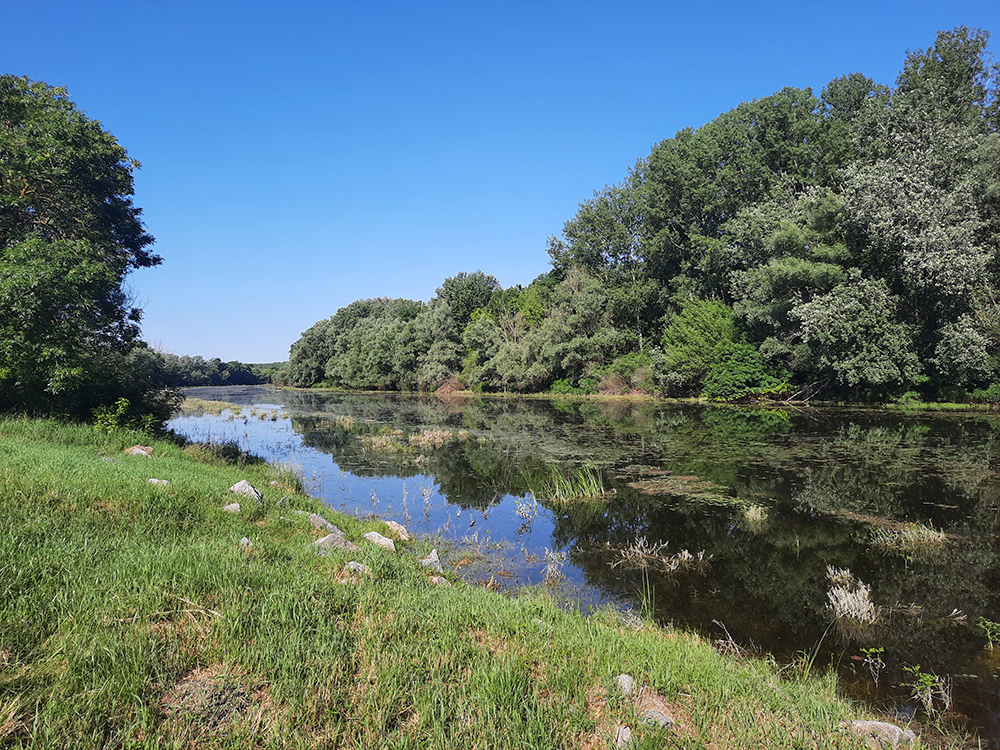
(282, 26), (1000, 403)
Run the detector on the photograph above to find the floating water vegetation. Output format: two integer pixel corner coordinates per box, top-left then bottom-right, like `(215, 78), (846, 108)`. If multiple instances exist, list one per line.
(334, 415), (357, 431)
(741, 502), (768, 531)
(621, 465), (741, 506)
(826, 566), (879, 626)
(359, 430), (409, 454)
(178, 397), (238, 415)
(869, 522), (947, 552)
(408, 428), (470, 449)
(529, 465), (611, 503)
(609, 537), (711, 574)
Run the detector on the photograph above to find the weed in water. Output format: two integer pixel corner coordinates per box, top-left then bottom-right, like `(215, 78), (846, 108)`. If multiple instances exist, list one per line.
(979, 616), (1000, 649)
(860, 646), (885, 689)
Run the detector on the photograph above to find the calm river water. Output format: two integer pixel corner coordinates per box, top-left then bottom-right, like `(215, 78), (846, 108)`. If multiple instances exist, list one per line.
(170, 386), (1000, 745)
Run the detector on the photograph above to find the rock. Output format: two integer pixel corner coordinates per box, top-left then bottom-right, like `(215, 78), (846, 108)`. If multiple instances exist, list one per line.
(845, 720), (917, 749)
(384, 520), (410, 540)
(277, 496), (291, 507)
(419, 548), (444, 573)
(309, 513), (341, 534)
(614, 725), (632, 748)
(240, 537), (253, 550)
(616, 673), (636, 697)
(125, 445), (153, 457)
(223, 503), (241, 513)
(101, 457), (118, 463)
(148, 478), (169, 485)
(640, 709), (672, 728)
(230, 480), (263, 503)
(429, 576), (450, 586)
(346, 561), (371, 575)
(363, 531), (396, 552)
(269, 481), (279, 486)
(313, 532), (359, 554)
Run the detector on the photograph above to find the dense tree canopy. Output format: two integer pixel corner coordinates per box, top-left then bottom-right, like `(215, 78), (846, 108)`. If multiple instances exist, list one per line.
(0, 76), (173, 420)
(283, 27), (1000, 404)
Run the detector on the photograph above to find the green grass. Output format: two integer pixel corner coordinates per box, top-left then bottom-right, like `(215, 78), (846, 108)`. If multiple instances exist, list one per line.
(0, 417), (951, 748)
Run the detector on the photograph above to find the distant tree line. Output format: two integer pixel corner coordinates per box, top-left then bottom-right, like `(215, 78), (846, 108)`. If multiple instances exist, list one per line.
(283, 27), (1000, 403)
(157, 352), (278, 387)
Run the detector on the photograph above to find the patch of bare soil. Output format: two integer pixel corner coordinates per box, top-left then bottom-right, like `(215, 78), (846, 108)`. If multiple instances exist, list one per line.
(160, 665), (268, 738)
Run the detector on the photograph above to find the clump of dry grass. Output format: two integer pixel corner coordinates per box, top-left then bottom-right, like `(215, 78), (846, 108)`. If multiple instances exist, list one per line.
(408, 428), (470, 449)
(179, 398), (238, 415)
(610, 537), (711, 573)
(360, 430), (407, 453)
(826, 566), (878, 626)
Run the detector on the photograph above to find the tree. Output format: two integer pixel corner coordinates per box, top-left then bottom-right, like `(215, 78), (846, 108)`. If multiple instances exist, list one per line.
(435, 271), (499, 330)
(0, 76), (165, 419)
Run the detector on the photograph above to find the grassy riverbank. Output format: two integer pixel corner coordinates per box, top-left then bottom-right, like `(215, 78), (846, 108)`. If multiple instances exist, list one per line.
(0, 418), (960, 748)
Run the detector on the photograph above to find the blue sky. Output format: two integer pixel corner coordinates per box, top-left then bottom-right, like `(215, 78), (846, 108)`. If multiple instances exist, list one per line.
(4, 1), (999, 363)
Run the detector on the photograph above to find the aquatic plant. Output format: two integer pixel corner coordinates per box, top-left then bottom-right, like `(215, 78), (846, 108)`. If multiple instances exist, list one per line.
(869, 522), (946, 552)
(529, 465), (610, 503)
(826, 566), (878, 626)
(741, 502), (768, 531)
(610, 537), (711, 574)
(979, 616), (1000, 649)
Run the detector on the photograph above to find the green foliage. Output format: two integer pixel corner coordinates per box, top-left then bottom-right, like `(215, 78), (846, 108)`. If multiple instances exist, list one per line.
(658, 298), (734, 395)
(702, 342), (787, 402)
(0, 76), (171, 422)
(978, 616), (1000, 648)
(436, 270), (499, 330)
(792, 274), (922, 390)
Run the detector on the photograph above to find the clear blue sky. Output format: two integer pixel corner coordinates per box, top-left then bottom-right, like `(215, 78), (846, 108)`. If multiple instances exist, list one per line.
(4, 1), (999, 363)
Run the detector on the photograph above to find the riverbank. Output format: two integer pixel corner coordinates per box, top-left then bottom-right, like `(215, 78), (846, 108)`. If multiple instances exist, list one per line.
(0, 417), (969, 748)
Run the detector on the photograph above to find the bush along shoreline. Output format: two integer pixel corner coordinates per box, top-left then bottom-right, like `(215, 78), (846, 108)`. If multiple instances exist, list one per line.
(0, 417), (969, 748)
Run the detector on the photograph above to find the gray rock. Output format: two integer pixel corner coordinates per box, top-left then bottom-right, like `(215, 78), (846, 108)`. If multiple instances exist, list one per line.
(845, 720), (917, 749)
(309, 513), (341, 534)
(364, 531), (396, 552)
(640, 709), (673, 728)
(614, 725), (632, 748)
(148, 478), (169, 485)
(223, 503), (241, 513)
(384, 520), (410, 540)
(277, 495), (291, 507)
(101, 457), (118, 463)
(346, 561), (371, 575)
(230, 480), (263, 503)
(419, 548), (444, 573)
(313, 532), (359, 554)
(240, 537), (253, 550)
(429, 576), (451, 586)
(616, 674), (636, 697)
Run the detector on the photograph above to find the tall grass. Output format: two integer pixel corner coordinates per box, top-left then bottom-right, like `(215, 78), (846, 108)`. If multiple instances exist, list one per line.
(0, 417), (914, 748)
(528, 465), (610, 503)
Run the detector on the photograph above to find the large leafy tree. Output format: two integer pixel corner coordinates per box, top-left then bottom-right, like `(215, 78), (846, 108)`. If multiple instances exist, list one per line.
(0, 76), (167, 419)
